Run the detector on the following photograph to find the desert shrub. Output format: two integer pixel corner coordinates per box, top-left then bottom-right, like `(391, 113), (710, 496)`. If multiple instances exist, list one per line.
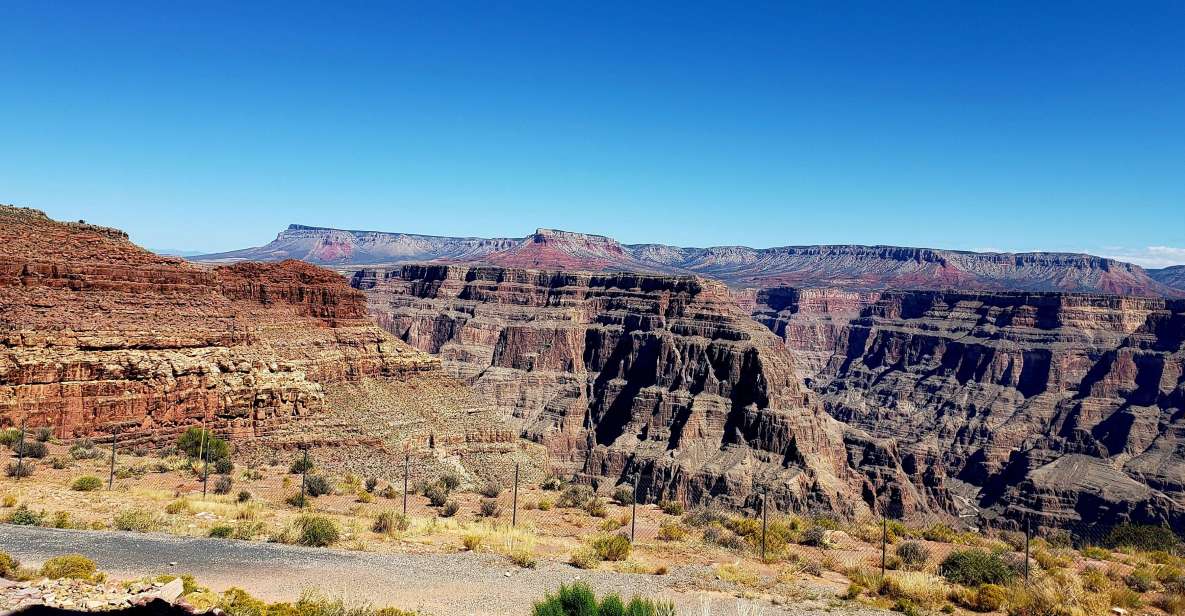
(69, 440), (99, 459)
(289, 457), (314, 474)
(922, 523), (959, 543)
(6, 461), (34, 478)
(0, 551), (19, 578)
(237, 490), (252, 503)
(1080, 567), (1112, 593)
(800, 526), (832, 548)
(303, 475), (332, 497)
(177, 427), (229, 462)
(658, 499), (684, 516)
(600, 515), (627, 532)
(50, 456), (70, 469)
(285, 493), (308, 508)
(20, 441), (48, 459)
(1106, 524), (1181, 552)
(217, 587), (267, 616)
(424, 483), (449, 507)
(372, 511), (410, 534)
(441, 500), (459, 517)
(537, 498), (554, 511)
(569, 547), (599, 569)
(1156, 590), (1185, 616)
(557, 485), (592, 508)
(534, 582), (597, 616)
(973, 584), (1006, 612)
(703, 523), (746, 551)
(478, 481), (502, 498)
(213, 475), (234, 495)
(584, 497), (607, 518)
(8, 506), (43, 526)
(1081, 545), (1110, 560)
(684, 507), (729, 527)
(539, 475), (565, 491)
(509, 548), (537, 569)
(938, 549), (1019, 586)
(71, 475), (103, 492)
(1125, 567), (1158, 592)
(613, 485), (634, 505)
(439, 473), (461, 491)
(878, 572), (950, 610)
(1007, 575), (1108, 616)
(208, 525), (234, 538)
(364, 477), (378, 493)
(1110, 587), (1144, 609)
(356, 490), (374, 504)
(462, 532), (483, 551)
(114, 508), (165, 532)
(32, 427), (52, 443)
(897, 541), (931, 570)
(0, 429), (19, 447)
(378, 485), (399, 499)
(40, 554), (97, 580)
(295, 515), (339, 547)
(479, 498), (501, 518)
(657, 520), (688, 542)
(591, 534), (631, 561)
(213, 457), (234, 475)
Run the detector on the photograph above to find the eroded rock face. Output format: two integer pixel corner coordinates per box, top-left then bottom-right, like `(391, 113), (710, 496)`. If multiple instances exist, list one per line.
(763, 289), (1185, 531)
(356, 264), (872, 515)
(0, 206), (534, 483)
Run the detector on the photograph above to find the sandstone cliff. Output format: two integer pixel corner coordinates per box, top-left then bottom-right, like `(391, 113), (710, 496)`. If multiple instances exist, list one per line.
(0, 206), (532, 483)
(355, 264), (874, 514)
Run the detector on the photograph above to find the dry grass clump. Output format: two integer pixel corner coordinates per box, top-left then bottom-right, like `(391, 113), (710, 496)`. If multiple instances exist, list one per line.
(113, 508), (165, 532)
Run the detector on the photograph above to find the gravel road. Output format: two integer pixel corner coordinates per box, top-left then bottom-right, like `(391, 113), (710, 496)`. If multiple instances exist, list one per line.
(0, 524), (882, 616)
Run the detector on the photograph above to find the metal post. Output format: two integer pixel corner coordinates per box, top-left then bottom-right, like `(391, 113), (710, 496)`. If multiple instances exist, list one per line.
(881, 517), (888, 578)
(202, 430), (211, 498)
(15, 418), (26, 480)
(402, 453), (409, 517)
(761, 491), (769, 561)
(108, 427), (118, 490)
(300, 448), (309, 507)
(1024, 519), (1031, 584)
(630, 474), (639, 543)
(512, 463), (520, 527)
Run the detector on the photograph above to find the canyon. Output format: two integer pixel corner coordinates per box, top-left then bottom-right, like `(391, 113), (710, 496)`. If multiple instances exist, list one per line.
(0, 205), (534, 484)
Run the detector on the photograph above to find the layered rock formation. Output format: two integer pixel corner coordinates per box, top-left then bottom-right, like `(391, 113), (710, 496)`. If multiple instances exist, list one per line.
(762, 289), (1185, 532)
(1152, 265), (1185, 293)
(355, 264), (877, 514)
(198, 226), (1183, 298)
(0, 205), (533, 483)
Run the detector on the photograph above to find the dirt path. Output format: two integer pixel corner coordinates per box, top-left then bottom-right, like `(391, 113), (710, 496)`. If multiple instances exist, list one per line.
(0, 524), (883, 616)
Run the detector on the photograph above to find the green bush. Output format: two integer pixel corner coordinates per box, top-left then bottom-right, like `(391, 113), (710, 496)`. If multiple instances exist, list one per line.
(303, 475), (332, 497)
(1106, 524), (1181, 552)
(558, 485), (592, 508)
(897, 541), (931, 570)
(938, 549), (1019, 586)
(177, 427), (229, 462)
(439, 473), (462, 491)
(35, 427), (53, 442)
(584, 497), (607, 518)
(658, 499), (684, 516)
(295, 515), (339, 547)
(289, 456), (314, 474)
(612, 486), (634, 505)
(71, 475), (103, 491)
(480, 498), (501, 518)
(237, 490), (252, 503)
(591, 534), (631, 561)
(0, 428), (20, 447)
(425, 483), (449, 507)
(364, 477), (378, 493)
(70, 440), (99, 460)
(213, 475), (233, 495)
(7, 506), (43, 526)
(441, 500), (459, 517)
(532, 583), (674, 616)
(800, 526), (831, 548)
(208, 525), (234, 538)
(213, 457), (234, 475)
(40, 554), (97, 580)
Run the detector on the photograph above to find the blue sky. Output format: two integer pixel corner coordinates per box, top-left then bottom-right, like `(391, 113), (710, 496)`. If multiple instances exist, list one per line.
(1, 2), (1182, 266)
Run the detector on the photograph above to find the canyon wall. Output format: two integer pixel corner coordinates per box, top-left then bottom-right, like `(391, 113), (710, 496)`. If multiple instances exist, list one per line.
(355, 264), (889, 515)
(0, 206), (533, 483)
(757, 289), (1185, 532)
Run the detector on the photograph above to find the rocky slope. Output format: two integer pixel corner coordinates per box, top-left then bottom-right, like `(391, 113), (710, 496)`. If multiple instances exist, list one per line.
(0, 205), (532, 483)
(759, 289), (1185, 532)
(198, 226), (1183, 298)
(1151, 265), (1185, 293)
(354, 264), (890, 515)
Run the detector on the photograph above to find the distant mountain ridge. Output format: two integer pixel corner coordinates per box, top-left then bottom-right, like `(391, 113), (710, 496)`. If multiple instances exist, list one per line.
(194, 224), (1185, 297)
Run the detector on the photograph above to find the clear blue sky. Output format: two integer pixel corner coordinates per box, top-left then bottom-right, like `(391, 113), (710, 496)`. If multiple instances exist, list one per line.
(1, 2), (1182, 266)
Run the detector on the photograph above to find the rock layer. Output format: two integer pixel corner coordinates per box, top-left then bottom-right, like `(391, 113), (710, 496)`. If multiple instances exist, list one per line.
(759, 289), (1185, 532)
(355, 264), (872, 514)
(0, 205), (532, 483)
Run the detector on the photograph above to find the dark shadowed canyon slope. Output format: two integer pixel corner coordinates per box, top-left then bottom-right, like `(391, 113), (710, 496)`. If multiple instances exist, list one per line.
(353, 264), (899, 517)
(196, 226), (1184, 298)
